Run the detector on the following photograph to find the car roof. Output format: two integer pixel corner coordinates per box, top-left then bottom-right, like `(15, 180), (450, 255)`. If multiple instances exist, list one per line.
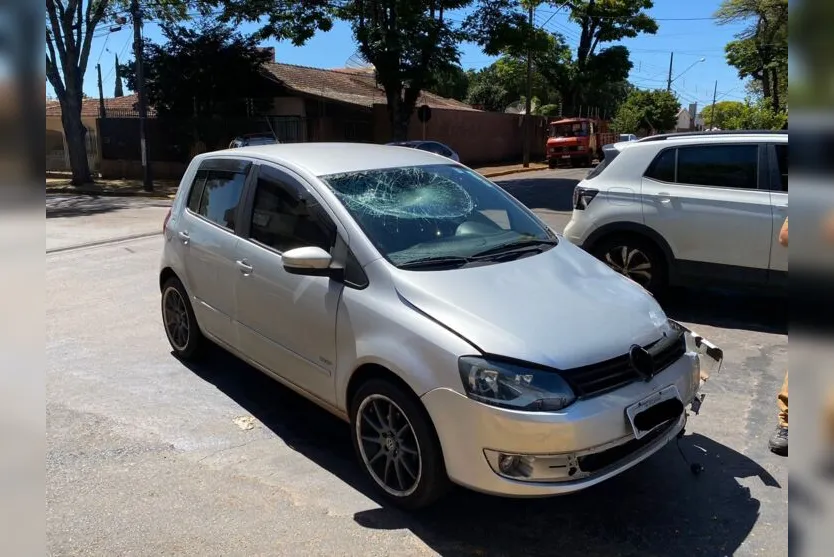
(637, 130), (787, 143)
(203, 142), (454, 176)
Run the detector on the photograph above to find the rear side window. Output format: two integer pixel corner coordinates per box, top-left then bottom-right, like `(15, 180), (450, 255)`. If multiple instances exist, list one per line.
(677, 145), (758, 190)
(645, 149), (676, 182)
(187, 169), (208, 212)
(193, 169), (247, 230)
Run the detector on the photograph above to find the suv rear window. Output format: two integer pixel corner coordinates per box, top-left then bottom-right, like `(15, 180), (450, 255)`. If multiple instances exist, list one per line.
(645, 149), (676, 182)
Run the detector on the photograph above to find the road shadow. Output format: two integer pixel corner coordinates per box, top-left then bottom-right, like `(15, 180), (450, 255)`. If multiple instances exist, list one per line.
(180, 345), (777, 557)
(661, 288), (788, 335)
(496, 176), (583, 212)
(46, 196), (131, 218)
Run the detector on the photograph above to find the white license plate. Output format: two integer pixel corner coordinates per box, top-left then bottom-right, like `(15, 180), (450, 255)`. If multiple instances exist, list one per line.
(625, 385), (682, 440)
(561, 155), (571, 159)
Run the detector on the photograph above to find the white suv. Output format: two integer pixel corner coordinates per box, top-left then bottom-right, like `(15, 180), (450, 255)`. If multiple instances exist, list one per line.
(563, 131), (788, 294)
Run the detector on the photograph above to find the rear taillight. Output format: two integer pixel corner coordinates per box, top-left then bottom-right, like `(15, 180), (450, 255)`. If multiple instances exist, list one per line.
(163, 208), (172, 233)
(572, 187), (599, 210)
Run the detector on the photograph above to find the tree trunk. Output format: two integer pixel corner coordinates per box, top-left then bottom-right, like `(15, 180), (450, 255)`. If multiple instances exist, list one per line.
(384, 84), (417, 142)
(770, 67), (781, 113)
(60, 94), (93, 186)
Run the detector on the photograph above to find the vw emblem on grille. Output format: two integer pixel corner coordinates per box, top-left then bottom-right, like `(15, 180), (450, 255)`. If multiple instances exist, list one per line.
(629, 345), (656, 381)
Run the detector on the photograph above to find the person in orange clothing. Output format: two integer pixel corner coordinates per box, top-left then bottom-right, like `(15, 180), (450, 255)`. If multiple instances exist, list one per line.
(769, 217), (789, 456)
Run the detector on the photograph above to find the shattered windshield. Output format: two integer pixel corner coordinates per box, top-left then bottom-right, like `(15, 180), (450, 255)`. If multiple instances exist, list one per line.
(321, 164), (555, 268)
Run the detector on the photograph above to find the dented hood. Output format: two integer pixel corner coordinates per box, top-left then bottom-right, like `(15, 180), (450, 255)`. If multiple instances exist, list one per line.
(390, 240), (670, 370)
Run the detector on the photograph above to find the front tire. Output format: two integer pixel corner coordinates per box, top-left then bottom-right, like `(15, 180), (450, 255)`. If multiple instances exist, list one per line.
(350, 378), (450, 510)
(161, 276), (206, 360)
(591, 235), (668, 295)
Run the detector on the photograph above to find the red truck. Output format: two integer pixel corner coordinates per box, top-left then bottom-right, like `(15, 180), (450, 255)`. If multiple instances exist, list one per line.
(545, 117), (619, 168)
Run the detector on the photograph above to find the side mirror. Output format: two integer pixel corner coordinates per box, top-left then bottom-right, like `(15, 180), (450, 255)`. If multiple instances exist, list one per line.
(282, 246), (339, 278)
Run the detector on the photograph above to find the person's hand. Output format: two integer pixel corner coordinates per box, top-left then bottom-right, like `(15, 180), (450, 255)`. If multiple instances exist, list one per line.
(779, 217), (788, 247)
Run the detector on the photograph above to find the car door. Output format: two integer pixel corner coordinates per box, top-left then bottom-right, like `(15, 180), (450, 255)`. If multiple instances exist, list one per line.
(767, 141), (789, 284)
(234, 162), (344, 404)
(641, 143), (773, 285)
(177, 158), (252, 346)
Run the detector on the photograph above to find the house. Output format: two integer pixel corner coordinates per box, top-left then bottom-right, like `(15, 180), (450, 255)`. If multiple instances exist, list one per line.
(674, 106), (705, 133)
(48, 60), (546, 178)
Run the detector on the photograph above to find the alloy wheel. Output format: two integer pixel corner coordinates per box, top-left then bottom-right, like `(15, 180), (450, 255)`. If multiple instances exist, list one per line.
(355, 394), (423, 497)
(604, 245), (653, 288)
(162, 286), (190, 352)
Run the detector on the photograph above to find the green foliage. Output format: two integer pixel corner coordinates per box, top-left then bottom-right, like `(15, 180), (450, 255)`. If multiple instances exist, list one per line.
(715, 0), (788, 112)
(534, 104), (562, 117)
(426, 65), (470, 101)
(716, 99), (787, 130)
(612, 89), (680, 135)
(120, 21), (274, 118)
(466, 81), (511, 112)
(700, 100), (746, 129)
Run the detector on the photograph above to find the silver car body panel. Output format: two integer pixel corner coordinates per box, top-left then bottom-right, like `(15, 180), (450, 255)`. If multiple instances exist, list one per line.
(161, 143), (722, 498)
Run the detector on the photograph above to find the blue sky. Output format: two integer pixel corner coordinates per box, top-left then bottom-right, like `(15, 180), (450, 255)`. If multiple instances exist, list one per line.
(61, 0), (751, 111)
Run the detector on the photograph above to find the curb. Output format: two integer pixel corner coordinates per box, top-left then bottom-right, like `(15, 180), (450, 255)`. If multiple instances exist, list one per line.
(479, 166), (549, 179)
(47, 231), (162, 255)
(46, 187), (176, 199)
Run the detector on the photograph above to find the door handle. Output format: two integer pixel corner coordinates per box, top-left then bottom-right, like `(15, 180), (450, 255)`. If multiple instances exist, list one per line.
(658, 193), (672, 205)
(178, 231), (190, 244)
(236, 259), (253, 275)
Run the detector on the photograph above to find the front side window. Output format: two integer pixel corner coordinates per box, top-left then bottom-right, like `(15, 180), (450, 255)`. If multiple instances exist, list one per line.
(676, 144), (758, 190)
(248, 165), (335, 253)
(196, 169), (247, 230)
(321, 164), (555, 268)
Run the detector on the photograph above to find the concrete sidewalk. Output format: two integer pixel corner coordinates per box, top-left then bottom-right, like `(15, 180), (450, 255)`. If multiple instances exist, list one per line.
(46, 162), (549, 199)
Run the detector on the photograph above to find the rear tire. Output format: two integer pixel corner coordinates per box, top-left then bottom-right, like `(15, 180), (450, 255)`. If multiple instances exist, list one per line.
(161, 276), (206, 360)
(591, 234), (668, 295)
(548, 159), (557, 169)
(350, 378), (450, 510)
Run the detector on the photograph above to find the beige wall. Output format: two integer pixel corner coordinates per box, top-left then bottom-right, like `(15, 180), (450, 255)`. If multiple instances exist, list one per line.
(372, 104), (548, 166)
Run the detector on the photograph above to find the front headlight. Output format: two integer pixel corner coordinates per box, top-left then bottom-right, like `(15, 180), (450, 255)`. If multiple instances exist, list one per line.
(458, 356), (576, 412)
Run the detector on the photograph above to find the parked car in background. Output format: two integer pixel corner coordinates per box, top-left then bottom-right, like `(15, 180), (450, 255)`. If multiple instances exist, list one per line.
(229, 133), (280, 149)
(563, 131), (788, 295)
(619, 134), (638, 142)
(386, 140), (460, 162)
(160, 142), (722, 510)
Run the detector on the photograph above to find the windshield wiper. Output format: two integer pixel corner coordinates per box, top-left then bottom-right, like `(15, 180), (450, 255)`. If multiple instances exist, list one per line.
(471, 237), (558, 260)
(397, 256), (474, 270)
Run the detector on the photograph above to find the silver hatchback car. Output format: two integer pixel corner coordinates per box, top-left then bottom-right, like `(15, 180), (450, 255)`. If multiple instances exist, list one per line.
(160, 143), (722, 509)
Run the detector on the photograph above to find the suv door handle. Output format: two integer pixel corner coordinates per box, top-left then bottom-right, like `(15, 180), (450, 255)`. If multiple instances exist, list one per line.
(657, 193), (672, 204)
(236, 259), (253, 275)
(178, 231), (190, 244)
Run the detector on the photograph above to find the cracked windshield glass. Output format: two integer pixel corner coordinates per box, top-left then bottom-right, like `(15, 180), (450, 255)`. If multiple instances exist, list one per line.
(322, 164), (555, 268)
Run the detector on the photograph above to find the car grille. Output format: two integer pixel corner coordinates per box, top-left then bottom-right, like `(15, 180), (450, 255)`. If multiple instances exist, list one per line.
(562, 332), (687, 399)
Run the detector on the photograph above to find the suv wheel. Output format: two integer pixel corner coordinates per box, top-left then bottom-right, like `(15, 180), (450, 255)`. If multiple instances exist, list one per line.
(161, 276), (206, 360)
(592, 235), (667, 294)
(350, 378), (450, 510)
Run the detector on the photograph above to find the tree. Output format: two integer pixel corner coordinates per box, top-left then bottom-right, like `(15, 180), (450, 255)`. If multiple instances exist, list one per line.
(120, 21), (273, 119)
(114, 54), (125, 97)
(466, 81), (511, 112)
(46, 0), (111, 185)
(612, 89), (679, 135)
(426, 65), (470, 101)
(715, 0), (788, 113)
(700, 100), (746, 129)
(46, 0), (195, 185)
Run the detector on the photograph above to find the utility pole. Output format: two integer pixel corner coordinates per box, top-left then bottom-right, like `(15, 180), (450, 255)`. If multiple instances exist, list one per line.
(97, 63), (106, 118)
(131, 0), (153, 191)
(709, 80), (718, 130)
(522, 2), (534, 168)
(666, 52), (674, 92)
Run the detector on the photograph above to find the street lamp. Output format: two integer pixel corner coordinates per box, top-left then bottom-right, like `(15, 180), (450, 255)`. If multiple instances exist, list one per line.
(667, 57), (706, 91)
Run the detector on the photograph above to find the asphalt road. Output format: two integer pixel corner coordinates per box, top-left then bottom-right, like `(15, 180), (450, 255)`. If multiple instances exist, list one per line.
(46, 173), (788, 556)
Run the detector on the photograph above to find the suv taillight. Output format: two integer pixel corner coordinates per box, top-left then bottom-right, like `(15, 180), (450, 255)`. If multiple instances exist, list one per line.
(163, 208), (172, 233)
(572, 187), (599, 210)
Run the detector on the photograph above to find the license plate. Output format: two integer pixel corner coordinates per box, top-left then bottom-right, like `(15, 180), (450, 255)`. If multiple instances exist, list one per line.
(561, 155), (571, 159)
(626, 385), (682, 440)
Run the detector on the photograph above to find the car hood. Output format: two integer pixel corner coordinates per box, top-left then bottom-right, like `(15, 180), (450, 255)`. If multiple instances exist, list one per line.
(390, 241), (669, 370)
(547, 137), (583, 147)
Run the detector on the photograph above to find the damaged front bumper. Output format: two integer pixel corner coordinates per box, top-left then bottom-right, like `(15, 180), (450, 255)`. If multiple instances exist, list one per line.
(671, 320), (724, 414)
